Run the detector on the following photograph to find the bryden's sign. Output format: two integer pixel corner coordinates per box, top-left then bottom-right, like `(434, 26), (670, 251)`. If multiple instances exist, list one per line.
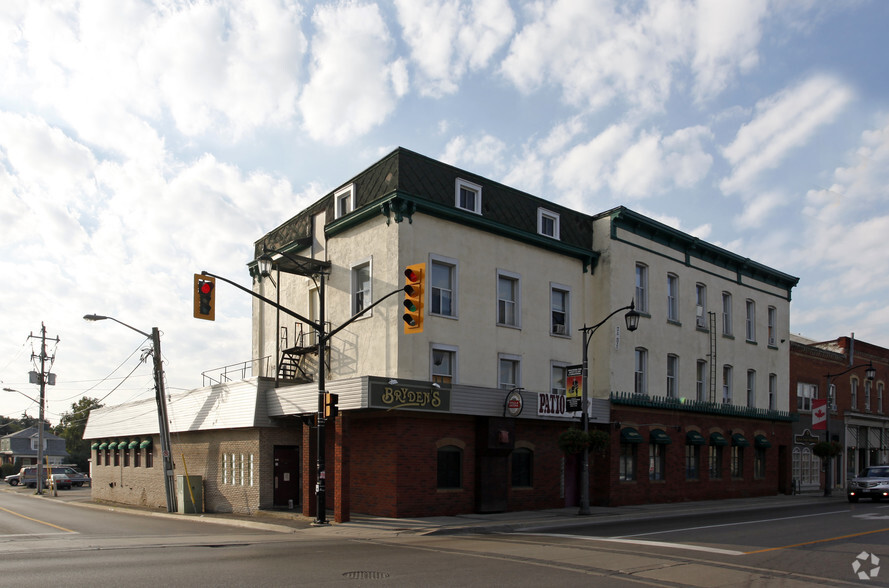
(369, 380), (450, 412)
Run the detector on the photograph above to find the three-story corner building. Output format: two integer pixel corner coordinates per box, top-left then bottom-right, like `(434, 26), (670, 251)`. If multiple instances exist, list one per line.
(83, 147), (800, 519)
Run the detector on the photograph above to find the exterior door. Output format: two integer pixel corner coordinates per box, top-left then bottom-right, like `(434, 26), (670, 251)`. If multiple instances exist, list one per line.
(273, 445), (300, 508)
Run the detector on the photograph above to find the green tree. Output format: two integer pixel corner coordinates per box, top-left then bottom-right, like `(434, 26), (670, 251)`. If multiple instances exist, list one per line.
(54, 397), (103, 471)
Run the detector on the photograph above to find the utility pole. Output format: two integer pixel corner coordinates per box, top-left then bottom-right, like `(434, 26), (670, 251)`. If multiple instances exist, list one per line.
(28, 323), (59, 495)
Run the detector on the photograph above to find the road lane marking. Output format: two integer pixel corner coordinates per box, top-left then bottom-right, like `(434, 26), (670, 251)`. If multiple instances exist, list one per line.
(0, 506), (77, 533)
(616, 509), (850, 538)
(744, 526), (889, 554)
(515, 533), (745, 556)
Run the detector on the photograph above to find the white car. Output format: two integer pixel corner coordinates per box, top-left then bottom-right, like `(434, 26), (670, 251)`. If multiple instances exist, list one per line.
(847, 466), (889, 502)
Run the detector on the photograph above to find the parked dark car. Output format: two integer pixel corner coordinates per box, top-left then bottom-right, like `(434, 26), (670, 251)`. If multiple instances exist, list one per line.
(848, 466), (889, 502)
(17, 465), (89, 488)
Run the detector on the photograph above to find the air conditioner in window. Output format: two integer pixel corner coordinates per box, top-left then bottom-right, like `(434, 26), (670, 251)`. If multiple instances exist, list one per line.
(696, 305), (706, 327)
(553, 324), (568, 335)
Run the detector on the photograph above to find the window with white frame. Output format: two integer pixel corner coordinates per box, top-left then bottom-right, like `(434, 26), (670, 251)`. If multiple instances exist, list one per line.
(829, 383), (837, 410)
(635, 348), (648, 395)
(667, 274), (679, 322)
(769, 373), (777, 410)
(497, 270), (520, 327)
(537, 208), (560, 239)
(695, 283), (707, 328)
(745, 299), (756, 342)
(551, 285), (570, 336)
(498, 354), (521, 390)
(797, 382), (817, 411)
(722, 365), (733, 403)
(351, 260), (371, 316)
(455, 178), (482, 214)
(431, 345), (457, 384)
(767, 306), (777, 346)
(551, 363), (568, 395)
(722, 292), (733, 336)
(635, 263), (649, 314)
(866, 379), (872, 411)
(667, 354), (679, 398)
(696, 360), (707, 401)
(879, 382), (884, 413)
(334, 184), (354, 219)
(430, 257), (456, 317)
(747, 369), (756, 408)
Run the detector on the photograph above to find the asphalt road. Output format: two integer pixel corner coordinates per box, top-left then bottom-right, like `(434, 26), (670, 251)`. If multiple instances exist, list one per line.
(4, 485), (887, 586)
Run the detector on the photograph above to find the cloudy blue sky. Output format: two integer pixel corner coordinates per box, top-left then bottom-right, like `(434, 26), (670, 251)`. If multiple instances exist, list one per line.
(2, 0), (888, 422)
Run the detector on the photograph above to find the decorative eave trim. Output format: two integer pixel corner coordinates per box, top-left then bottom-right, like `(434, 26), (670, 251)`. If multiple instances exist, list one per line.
(602, 206), (799, 300)
(328, 191), (600, 273)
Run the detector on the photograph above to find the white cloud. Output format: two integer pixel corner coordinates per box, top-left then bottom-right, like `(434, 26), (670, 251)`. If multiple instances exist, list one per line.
(299, 2), (401, 144)
(692, 0), (768, 102)
(720, 75), (853, 195)
(395, 0), (515, 97)
(440, 134), (507, 170)
(552, 123), (712, 203)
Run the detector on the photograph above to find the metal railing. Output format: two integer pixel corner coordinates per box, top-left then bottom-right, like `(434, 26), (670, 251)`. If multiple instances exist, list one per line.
(202, 356), (272, 387)
(610, 391), (798, 422)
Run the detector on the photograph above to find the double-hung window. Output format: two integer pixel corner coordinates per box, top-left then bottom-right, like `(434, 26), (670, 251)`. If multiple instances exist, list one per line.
(431, 345), (457, 384)
(797, 383), (817, 411)
(667, 354), (679, 398)
(551, 285), (570, 336)
(635, 263), (649, 314)
(635, 348), (648, 395)
(667, 274), (679, 322)
(722, 365), (733, 403)
(745, 299), (756, 342)
(498, 354), (521, 390)
(351, 260), (371, 316)
(696, 360), (707, 402)
(430, 258), (456, 317)
(767, 306), (777, 346)
(747, 369), (756, 408)
(695, 283), (707, 328)
(497, 271), (520, 327)
(551, 363), (568, 395)
(722, 292), (733, 336)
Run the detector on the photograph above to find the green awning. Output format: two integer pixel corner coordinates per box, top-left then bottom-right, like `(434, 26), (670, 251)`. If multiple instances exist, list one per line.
(686, 430), (706, 445)
(98, 442), (109, 450)
(139, 439), (152, 449)
(620, 427), (643, 443)
(90, 442), (99, 450)
(709, 432), (728, 446)
(754, 434), (772, 449)
(117, 440), (128, 450)
(650, 429), (672, 444)
(128, 440), (139, 449)
(732, 433), (751, 447)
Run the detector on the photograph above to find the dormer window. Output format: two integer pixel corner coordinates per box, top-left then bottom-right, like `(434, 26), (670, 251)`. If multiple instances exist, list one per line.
(538, 208), (560, 239)
(455, 178), (482, 214)
(335, 184), (354, 219)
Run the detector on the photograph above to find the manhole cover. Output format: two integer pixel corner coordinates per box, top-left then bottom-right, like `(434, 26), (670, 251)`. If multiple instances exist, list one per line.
(343, 571), (390, 580)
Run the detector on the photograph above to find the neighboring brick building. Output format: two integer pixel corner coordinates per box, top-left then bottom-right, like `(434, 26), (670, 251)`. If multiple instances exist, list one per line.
(790, 335), (889, 493)
(84, 147), (799, 518)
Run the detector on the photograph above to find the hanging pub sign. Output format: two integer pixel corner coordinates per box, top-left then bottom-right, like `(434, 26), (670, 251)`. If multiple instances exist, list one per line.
(566, 364), (583, 412)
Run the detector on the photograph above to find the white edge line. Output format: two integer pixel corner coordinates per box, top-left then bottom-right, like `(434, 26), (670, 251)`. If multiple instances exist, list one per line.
(515, 532), (745, 556)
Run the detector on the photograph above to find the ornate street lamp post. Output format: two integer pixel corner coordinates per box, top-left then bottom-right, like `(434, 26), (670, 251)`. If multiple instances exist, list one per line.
(823, 361), (876, 496)
(578, 300), (640, 515)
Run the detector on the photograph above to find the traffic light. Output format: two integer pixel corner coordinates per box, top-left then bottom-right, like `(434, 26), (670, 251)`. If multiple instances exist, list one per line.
(323, 392), (339, 419)
(402, 263), (425, 334)
(193, 274), (215, 320)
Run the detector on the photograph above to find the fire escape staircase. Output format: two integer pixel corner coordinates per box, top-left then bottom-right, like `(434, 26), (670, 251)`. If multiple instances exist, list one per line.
(277, 323), (329, 383)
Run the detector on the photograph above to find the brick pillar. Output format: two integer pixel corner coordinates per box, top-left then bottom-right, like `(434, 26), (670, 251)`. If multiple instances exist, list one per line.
(302, 420), (317, 518)
(334, 414), (350, 523)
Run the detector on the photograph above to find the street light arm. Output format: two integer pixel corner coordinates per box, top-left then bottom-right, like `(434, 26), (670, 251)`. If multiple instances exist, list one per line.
(83, 314), (151, 339)
(824, 361), (876, 381)
(580, 301), (637, 349)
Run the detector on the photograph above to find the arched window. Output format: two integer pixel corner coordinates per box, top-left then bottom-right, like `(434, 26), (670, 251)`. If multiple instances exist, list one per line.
(437, 445), (462, 489)
(511, 448), (533, 488)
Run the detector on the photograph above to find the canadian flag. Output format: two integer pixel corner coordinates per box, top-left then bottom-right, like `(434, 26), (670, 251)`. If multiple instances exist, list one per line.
(812, 399), (828, 430)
